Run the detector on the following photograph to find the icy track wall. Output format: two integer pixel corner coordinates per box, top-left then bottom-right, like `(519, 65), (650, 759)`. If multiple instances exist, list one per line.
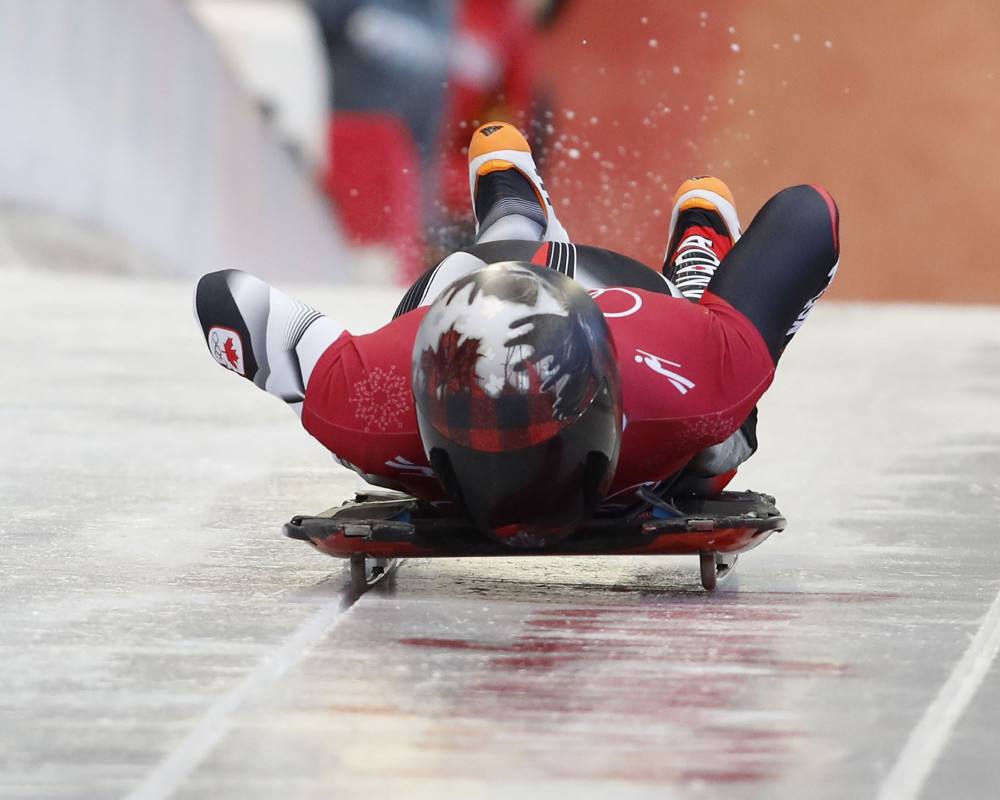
(0, 0), (351, 282)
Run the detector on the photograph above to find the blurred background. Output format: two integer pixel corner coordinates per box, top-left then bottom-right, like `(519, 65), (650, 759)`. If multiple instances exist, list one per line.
(2, 0), (998, 300)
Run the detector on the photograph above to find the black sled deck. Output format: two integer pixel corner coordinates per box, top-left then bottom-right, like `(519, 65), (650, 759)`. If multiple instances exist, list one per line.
(284, 490), (785, 592)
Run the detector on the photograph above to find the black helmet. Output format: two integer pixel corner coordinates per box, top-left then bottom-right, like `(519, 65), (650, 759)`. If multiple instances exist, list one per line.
(411, 262), (622, 548)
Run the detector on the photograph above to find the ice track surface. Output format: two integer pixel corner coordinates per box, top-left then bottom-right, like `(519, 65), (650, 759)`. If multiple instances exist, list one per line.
(3, 264), (1000, 800)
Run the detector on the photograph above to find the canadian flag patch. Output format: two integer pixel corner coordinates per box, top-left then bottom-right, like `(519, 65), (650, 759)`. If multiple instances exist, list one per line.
(209, 326), (246, 376)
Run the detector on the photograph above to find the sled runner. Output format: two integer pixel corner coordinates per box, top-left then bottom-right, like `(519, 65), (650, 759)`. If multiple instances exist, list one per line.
(283, 488), (786, 593)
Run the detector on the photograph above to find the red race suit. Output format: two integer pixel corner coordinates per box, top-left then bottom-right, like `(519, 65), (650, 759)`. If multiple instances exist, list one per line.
(301, 287), (773, 503)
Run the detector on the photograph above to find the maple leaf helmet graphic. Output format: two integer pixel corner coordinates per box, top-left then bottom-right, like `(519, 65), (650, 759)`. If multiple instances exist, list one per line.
(411, 262), (623, 549)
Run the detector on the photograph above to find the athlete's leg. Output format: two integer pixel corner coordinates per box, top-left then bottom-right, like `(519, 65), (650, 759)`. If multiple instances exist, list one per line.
(660, 177), (751, 486)
(660, 182), (838, 489)
(467, 122), (569, 244)
(195, 270), (434, 494)
(685, 184), (838, 487)
(193, 270), (345, 416)
(705, 184), (840, 361)
(392, 123), (569, 317)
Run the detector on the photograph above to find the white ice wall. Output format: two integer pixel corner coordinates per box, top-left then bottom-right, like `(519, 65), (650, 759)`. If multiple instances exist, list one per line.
(188, 0), (330, 173)
(0, 0), (354, 282)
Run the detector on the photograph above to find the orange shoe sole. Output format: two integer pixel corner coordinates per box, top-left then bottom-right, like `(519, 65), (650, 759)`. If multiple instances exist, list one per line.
(672, 176), (736, 211)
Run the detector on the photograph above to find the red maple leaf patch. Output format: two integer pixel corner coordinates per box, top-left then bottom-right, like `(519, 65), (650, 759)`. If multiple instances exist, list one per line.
(224, 337), (240, 369)
(421, 327), (481, 395)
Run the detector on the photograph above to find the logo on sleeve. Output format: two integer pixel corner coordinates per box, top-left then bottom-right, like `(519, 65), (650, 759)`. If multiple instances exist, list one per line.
(634, 348), (695, 395)
(349, 365), (409, 432)
(589, 287), (643, 318)
(209, 327), (245, 376)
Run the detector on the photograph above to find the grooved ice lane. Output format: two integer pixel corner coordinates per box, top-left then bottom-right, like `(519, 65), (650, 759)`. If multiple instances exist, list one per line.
(3, 265), (1000, 798)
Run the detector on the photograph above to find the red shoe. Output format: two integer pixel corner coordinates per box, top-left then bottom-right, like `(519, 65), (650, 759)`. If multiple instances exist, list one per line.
(663, 176), (741, 301)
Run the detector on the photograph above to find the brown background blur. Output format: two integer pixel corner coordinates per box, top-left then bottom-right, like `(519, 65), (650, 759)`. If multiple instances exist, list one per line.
(540, 1), (1000, 303)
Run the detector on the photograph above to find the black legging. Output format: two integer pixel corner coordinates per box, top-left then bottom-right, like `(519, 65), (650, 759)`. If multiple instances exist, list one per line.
(707, 184), (840, 361)
(396, 184), (840, 363)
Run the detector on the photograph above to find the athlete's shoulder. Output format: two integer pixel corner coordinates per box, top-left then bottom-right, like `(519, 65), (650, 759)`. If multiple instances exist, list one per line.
(571, 244), (662, 286)
(462, 239), (545, 264)
(463, 240), (674, 294)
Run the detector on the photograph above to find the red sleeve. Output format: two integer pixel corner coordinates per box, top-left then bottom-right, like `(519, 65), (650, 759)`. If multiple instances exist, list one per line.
(301, 310), (443, 497)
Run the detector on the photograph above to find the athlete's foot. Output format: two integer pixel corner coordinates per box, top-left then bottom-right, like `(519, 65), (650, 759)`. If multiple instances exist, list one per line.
(468, 121), (569, 243)
(663, 176), (742, 302)
(194, 270), (344, 414)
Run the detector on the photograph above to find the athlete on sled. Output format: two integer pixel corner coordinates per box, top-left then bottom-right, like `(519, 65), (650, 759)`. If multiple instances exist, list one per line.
(194, 122), (840, 551)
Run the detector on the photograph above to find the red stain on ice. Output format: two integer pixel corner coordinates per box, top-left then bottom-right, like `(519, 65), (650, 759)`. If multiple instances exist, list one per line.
(395, 591), (889, 785)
